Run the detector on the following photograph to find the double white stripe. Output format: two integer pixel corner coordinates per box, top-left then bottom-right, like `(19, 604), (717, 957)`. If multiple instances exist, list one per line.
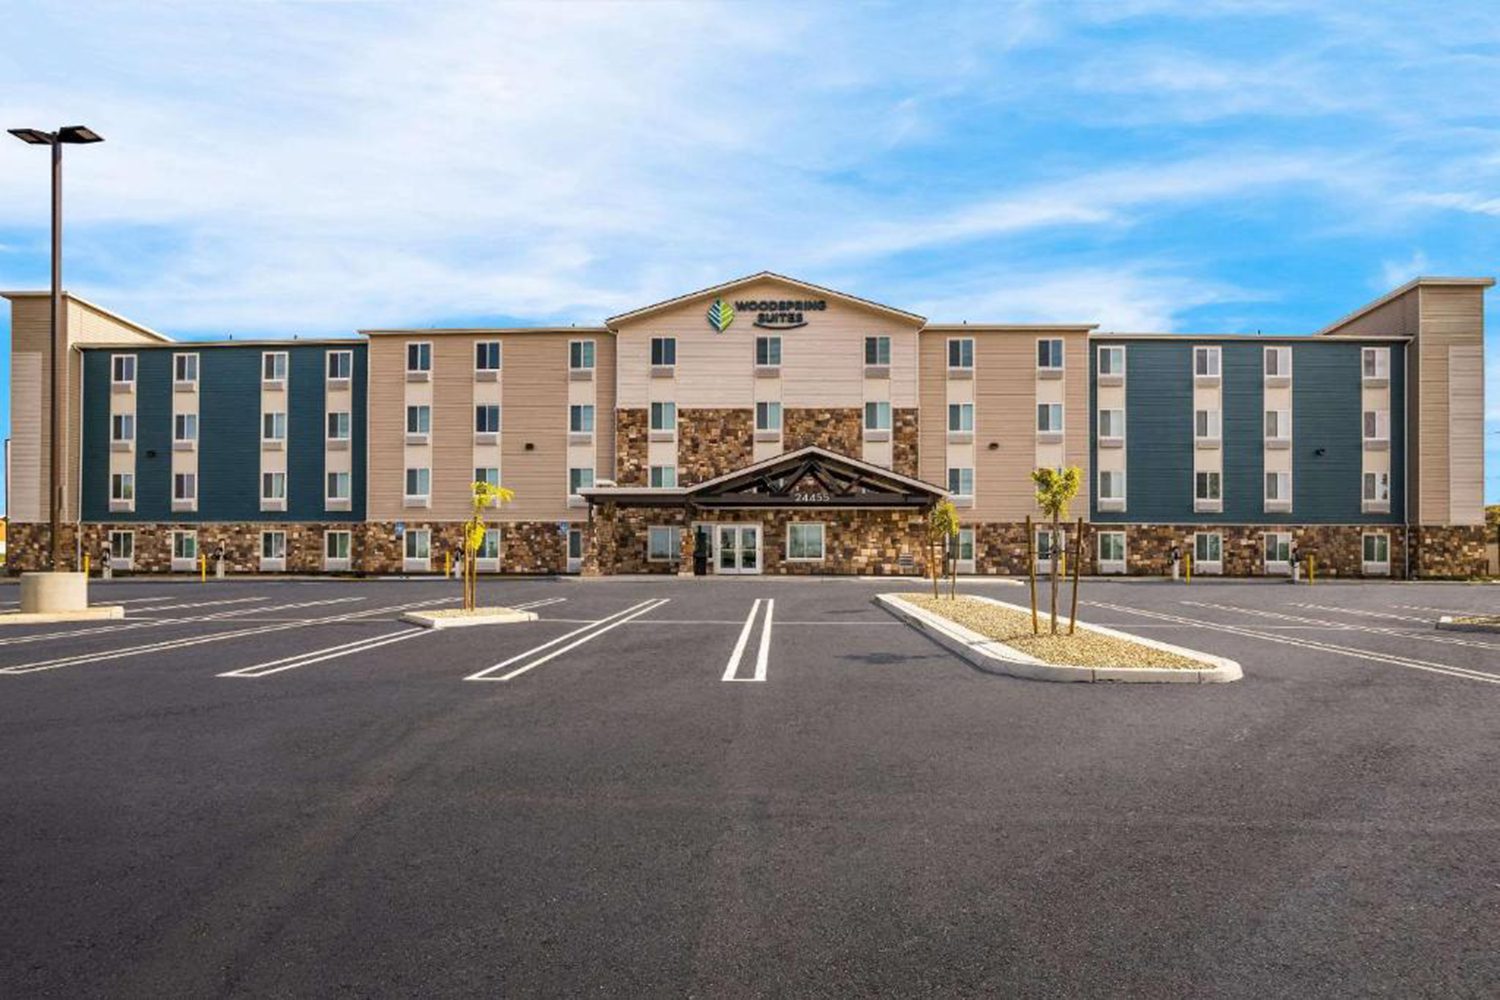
(722, 599), (773, 683)
(1, 598), (430, 676)
(1092, 600), (1500, 685)
(1184, 601), (1500, 653)
(0, 597), (280, 649)
(466, 599), (668, 682)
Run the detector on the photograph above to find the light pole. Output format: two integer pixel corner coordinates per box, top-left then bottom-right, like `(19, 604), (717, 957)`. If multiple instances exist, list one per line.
(9, 125), (104, 571)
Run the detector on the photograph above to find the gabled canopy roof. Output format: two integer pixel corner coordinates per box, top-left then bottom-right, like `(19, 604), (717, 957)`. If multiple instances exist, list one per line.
(581, 445), (947, 509)
(605, 271), (926, 327)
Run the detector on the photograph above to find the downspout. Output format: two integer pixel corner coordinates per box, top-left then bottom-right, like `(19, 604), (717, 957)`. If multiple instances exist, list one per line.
(1403, 341), (1411, 580)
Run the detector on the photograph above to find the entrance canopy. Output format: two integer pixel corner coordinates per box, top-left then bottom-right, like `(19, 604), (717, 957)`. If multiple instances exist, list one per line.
(580, 446), (947, 511)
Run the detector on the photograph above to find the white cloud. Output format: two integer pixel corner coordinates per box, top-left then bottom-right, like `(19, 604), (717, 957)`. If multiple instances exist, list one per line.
(1380, 250), (1431, 290)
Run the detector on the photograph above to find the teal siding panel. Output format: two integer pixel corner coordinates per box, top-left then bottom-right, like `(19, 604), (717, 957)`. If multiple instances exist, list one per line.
(288, 349), (326, 520)
(1095, 341), (1195, 523)
(80, 352), (112, 521)
(133, 350), (174, 520)
(1221, 344), (1263, 522)
(198, 349), (264, 521)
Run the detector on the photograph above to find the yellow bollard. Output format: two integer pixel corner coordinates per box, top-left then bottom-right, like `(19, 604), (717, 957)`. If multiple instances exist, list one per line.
(445, 551), (452, 578)
(200, 552), (207, 583)
(1185, 552), (1193, 584)
(83, 553), (90, 577)
(1308, 555), (1316, 586)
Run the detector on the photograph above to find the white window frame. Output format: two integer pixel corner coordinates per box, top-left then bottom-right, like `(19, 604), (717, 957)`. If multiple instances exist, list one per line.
(864, 335), (891, 367)
(404, 467), (431, 506)
(403, 528), (432, 571)
(1193, 345), (1221, 380)
(1363, 471), (1391, 512)
(947, 467), (974, 503)
(324, 529), (352, 571)
(173, 352), (199, 388)
(569, 404), (595, 435)
(1097, 530), (1126, 574)
(173, 471), (198, 502)
(326, 349), (353, 382)
(261, 410), (287, 444)
(110, 472), (135, 511)
(406, 341), (432, 376)
(111, 353), (137, 387)
(568, 466), (594, 505)
(755, 335), (782, 369)
(947, 402), (974, 433)
(1193, 532), (1223, 574)
(864, 400), (892, 432)
(108, 530), (135, 569)
(326, 410), (351, 442)
(475, 403), (501, 434)
(1363, 409), (1390, 445)
(1036, 402), (1064, 435)
(1263, 345), (1292, 381)
(406, 404), (431, 438)
(786, 522), (826, 562)
(954, 527), (976, 574)
(1362, 533), (1391, 576)
(1263, 531), (1292, 575)
(569, 339), (595, 372)
(261, 351), (288, 385)
(1264, 470), (1292, 511)
(1098, 408), (1124, 444)
(649, 401), (677, 434)
(755, 400), (782, 434)
(947, 337), (974, 373)
(110, 412), (135, 445)
(474, 340), (502, 374)
(261, 470), (287, 502)
(1194, 408), (1222, 445)
(1096, 344), (1126, 381)
(1036, 338), (1064, 373)
(1264, 409), (1291, 445)
(650, 336), (677, 369)
(647, 525), (681, 563)
(260, 530), (287, 571)
(326, 470), (351, 503)
(171, 530), (198, 572)
(1194, 470), (1222, 512)
(174, 412), (198, 446)
(477, 526), (502, 570)
(1362, 347), (1390, 383)
(1098, 469), (1126, 511)
(650, 465), (677, 489)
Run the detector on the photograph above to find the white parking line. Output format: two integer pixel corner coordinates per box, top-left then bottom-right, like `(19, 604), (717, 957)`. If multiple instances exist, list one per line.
(0, 597), (444, 675)
(1088, 600), (1500, 685)
(0, 596), (359, 650)
(1183, 601), (1500, 653)
(466, 599), (669, 682)
(126, 597), (270, 614)
(722, 599), (773, 683)
(1293, 603), (1432, 623)
(220, 628), (429, 677)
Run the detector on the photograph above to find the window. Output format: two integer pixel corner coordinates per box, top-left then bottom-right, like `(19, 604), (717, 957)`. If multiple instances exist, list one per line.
(864, 336), (891, 366)
(1098, 531), (1126, 570)
(955, 527), (975, 564)
(406, 342), (431, 373)
(174, 353), (198, 384)
(406, 405), (430, 435)
(569, 340), (595, 371)
(174, 413), (198, 443)
(1194, 346), (1221, 378)
(1195, 471), (1222, 501)
(948, 403), (974, 432)
(755, 401), (781, 432)
(404, 467), (430, 499)
(475, 341), (501, 371)
(327, 350), (352, 380)
(647, 526), (681, 562)
(569, 467), (594, 496)
(1098, 409), (1124, 439)
(756, 336), (781, 367)
(111, 413), (135, 443)
(948, 338), (974, 370)
(1264, 410), (1290, 441)
(262, 351), (288, 382)
(173, 531), (197, 562)
(475, 467), (499, 489)
(787, 523), (826, 561)
(1099, 469), (1126, 502)
(262, 411), (287, 442)
(568, 527), (584, 562)
(1363, 533), (1390, 572)
(478, 528), (501, 561)
(110, 473), (134, 501)
(1036, 529), (1056, 562)
(261, 471), (286, 500)
(1364, 471), (1391, 502)
(1362, 347), (1390, 380)
(1265, 471), (1292, 503)
(864, 401), (892, 431)
(650, 336), (676, 367)
(650, 465), (677, 489)
(111, 354), (136, 385)
(108, 530), (134, 563)
(475, 404), (501, 434)
(404, 529), (430, 562)
(1363, 410), (1389, 441)
(326, 471), (351, 501)
(1037, 403), (1063, 433)
(1195, 533), (1223, 566)
(1037, 338), (1064, 371)
(1097, 345), (1126, 377)
(1195, 409), (1221, 441)
(1264, 346), (1291, 378)
(947, 467), (974, 497)
(173, 472), (197, 501)
(261, 531), (286, 560)
(650, 401), (676, 432)
(325, 531), (351, 562)
(569, 404), (594, 434)
(1265, 532), (1291, 566)
(327, 411), (351, 440)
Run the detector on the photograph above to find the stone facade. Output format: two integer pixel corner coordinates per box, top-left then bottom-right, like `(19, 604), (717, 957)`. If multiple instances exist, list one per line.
(1089, 523), (1410, 579)
(783, 407), (862, 456)
(972, 522), (1034, 575)
(615, 408), (649, 486)
(678, 408), (754, 485)
(6, 522), (82, 573)
(1411, 524), (1489, 579)
(893, 407), (921, 480)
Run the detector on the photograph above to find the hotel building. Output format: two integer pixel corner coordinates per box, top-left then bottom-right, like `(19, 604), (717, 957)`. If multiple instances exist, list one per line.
(3, 272), (1490, 578)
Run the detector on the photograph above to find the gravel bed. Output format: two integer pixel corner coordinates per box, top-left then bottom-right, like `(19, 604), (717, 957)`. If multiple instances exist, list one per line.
(901, 594), (1201, 669)
(1451, 614), (1500, 625)
(420, 606), (525, 619)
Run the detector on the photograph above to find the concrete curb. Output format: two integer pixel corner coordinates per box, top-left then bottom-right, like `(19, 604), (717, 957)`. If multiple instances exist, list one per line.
(400, 608), (539, 629)
(1435, 615), (1500, 633)
(877, 593), (1241, 684)
(0, 606), (125, 625)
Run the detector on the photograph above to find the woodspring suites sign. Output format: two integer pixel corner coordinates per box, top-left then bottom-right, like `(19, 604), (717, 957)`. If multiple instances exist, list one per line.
(706, 296), (828, 331)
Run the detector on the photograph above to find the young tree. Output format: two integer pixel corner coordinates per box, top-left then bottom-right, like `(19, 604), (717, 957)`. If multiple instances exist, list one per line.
(463, 480), (515, 611)
(1031, 466), (1081, 634)
(928, 499), (960, 599)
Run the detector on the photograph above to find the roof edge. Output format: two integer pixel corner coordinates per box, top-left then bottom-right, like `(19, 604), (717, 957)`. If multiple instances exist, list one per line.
(3, 291), (174, 343)
(605, 271), (927, 327)
(360, 327), (608, 336)
(1315, 276), (1495, 336)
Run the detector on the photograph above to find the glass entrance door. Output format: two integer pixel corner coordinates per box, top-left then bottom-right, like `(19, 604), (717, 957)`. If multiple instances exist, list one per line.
(715, 524), (762, 575)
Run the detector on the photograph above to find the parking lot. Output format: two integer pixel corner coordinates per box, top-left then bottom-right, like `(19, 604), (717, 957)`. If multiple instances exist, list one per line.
(2, 575), (1498, 997)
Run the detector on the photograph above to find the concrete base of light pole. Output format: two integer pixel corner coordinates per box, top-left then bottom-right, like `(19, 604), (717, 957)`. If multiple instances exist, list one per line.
(5, 572), (123, 624)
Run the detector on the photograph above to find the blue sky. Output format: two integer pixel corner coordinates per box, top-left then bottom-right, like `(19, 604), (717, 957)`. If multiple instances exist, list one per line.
(2, 0), (1497, 507)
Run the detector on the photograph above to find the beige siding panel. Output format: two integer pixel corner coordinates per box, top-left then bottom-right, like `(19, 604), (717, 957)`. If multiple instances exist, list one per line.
(500, 334), (572, 522)
(9, 297), (49, 522)
(366, 337), (408, 520)
(1447, 344), (1484, 525)
(1065, 334), (1090, 497)
(1416, 286), (1485, 525)
(917, 332), (947, 486)
(972, 334), (1040, 521)
(430, 338), (475, 521)
(1328, 288), (1418, 338)
(613, 278), (922, 411)
(594, 334), (617, 481)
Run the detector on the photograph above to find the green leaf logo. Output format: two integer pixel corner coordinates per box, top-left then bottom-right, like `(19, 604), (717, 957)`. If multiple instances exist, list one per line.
(707, 297), (734, 333)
